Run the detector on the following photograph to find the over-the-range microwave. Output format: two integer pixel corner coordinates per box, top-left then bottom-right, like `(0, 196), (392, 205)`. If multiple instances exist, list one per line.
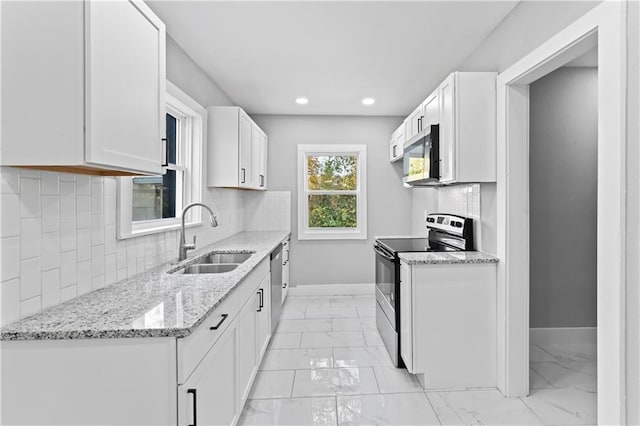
(402, 124), (440, 186)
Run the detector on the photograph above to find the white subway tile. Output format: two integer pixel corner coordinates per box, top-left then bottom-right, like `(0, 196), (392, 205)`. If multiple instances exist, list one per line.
(91, 245), (105, 277)
(92, 275), (105, 290)
(19, 257), (41, 300)
(76, 175), (91, 195)
(91, 180), (103, 214)
(41, 172), (59, 195)
(60, 216), (77, 252)
(104, 195), (116, 226)
(1, 193), (20, 237)
(76, 195), (91, 229)
(58, 173), (76, 182)
(59, 181), (76, 217)
(41, 195), (59, 233)
(105, 225), (116, 255)
(41, 268), (61, 309)
(60, 284), (77, 302)
(136, 258), (145, 274)
(20, 177), (41, 218)
(20, 296), (41, 318)
(1, 237), (20, 281)
(1, 278), (20, 326)
(117, 268), (127, 281)
(41, 231), (60, 270)
(20, 217), (41, 260)
(77, 260), (91, 295)
(76, 228), (91, 262)
(116, 245), (127, 270)
(19, 169), (40, 179)
(91, 214), (104, 246)
(60, 251), (77, 287)
(105, 253), (117, 285)
(0, 168), (20, 194)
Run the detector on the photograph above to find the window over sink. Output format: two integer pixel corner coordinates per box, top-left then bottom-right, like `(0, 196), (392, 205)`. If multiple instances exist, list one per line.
(297, 144), (367, 240)
(117, 81), (204, 238)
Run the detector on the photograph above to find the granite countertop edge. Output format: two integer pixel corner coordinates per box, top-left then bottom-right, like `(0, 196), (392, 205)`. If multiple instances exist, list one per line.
(398, 251), (499, 265)
(1, 231), (290, 342)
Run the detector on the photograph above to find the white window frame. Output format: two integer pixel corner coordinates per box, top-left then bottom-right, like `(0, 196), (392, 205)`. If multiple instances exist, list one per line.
(297, 144), (367, 240)
(117, 81), (205, 239)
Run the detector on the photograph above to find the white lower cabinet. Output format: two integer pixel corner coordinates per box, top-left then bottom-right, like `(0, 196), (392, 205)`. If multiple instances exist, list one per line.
(237, 292), (258, 404)
(257, 274), (272, 358)
(281, 239), (291, 302)
(179, 323), (239, 426)
(400, 261), (497, 390)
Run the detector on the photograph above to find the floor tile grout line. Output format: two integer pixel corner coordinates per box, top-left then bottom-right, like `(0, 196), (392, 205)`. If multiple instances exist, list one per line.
(518, 393), (548, 425)
(423, 392), (444, 426)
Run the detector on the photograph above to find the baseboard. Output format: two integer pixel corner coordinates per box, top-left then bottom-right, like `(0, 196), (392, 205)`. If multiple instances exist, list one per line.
(530, 327), (597, 346)
(288, 283), (374, 296)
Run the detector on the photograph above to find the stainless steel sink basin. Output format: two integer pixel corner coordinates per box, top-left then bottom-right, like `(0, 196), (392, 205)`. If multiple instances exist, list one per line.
(194, 252), (253, 265)
(173, 263), (239, 275)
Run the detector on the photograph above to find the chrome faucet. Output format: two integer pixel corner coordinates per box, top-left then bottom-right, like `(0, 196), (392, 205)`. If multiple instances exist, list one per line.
(179, 202), (219, 261)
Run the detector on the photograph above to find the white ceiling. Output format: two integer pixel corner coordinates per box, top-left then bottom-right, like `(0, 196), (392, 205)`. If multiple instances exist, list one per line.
(147, 1), (520, 116)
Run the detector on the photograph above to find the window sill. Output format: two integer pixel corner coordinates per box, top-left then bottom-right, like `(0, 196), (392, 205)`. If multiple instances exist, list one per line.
(298, 229), (367, 240)
(118, 220), (203, 240)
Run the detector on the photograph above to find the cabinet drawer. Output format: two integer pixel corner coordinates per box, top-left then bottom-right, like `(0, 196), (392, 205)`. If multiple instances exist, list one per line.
(177, 259), (269, 383)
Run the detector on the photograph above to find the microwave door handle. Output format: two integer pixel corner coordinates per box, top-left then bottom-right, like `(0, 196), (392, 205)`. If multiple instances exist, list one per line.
(374, 245), (395, 261)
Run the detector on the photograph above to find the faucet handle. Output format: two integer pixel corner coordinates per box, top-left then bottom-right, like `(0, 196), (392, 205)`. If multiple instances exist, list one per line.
(184, 235), (197, 251)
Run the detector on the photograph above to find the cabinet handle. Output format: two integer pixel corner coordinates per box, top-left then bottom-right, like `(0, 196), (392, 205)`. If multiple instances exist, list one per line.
(187, 388), (197, 426)
(209, 314), (229, 330)
(257, 288), (264, 312)
(260, 174), (264, 187)
(161, 138), (168, 167)
(241, 168), (246, 184)
(283, 282), (287, 288)
(392, 145), (397, 157)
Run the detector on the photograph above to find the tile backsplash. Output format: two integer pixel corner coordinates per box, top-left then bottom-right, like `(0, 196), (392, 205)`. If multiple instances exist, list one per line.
(0, 167), (243, 327)
(243, 191), (291, 232)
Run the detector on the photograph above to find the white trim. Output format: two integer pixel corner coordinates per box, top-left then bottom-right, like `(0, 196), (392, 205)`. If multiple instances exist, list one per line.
(117, 81), (206, 239)
(297, 144), (368, 240)
(530, 328), (597, 346)
(496, 2), (626, 424)
(288, 283), (374, 297)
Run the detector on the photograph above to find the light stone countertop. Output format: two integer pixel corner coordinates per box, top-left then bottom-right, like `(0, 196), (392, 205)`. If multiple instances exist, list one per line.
(0, 231), (289, 341)
(399, 251), (498, 265)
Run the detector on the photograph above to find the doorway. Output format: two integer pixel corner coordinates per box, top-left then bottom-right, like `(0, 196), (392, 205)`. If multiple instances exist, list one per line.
(495, 2), (626, 424)
(527, 57), (598, 423)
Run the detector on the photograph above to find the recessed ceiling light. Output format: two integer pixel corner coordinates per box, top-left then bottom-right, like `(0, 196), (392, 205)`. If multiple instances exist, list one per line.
(295, 97), (309, 105)
(362, 97), (375, 106)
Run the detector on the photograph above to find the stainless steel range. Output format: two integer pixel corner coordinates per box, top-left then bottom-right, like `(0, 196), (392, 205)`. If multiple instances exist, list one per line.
(373, 213), (474, 367)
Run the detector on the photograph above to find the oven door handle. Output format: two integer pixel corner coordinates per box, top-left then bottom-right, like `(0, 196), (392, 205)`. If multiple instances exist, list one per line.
(374, 245), (395, 262)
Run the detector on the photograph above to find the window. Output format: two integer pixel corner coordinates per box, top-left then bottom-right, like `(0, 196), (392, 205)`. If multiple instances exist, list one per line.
(117, 81), (205, 238)
(298, 145), (367, 240)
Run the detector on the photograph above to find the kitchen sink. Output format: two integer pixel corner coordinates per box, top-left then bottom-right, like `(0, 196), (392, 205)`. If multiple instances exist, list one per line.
(172, 263), (239, 275)
(195, 252), (253, 265)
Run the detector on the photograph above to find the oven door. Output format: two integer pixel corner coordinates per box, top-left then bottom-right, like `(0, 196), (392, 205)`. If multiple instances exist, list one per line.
(374, 244), (397, 329)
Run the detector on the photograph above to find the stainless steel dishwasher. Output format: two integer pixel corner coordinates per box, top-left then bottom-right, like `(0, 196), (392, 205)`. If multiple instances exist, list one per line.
(270, 244), (283, 332)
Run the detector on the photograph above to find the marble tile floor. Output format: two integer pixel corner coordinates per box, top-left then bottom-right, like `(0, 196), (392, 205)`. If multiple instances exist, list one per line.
(238, 295), (597, 425)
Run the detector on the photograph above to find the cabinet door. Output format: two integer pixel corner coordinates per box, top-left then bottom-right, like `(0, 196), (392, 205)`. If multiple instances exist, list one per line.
(400, 262), (414, 373)
(390, 126), (404, 162)
(179, 322), (238, 426)
(85, 0), (165, 174)
(257, 274), (272, 359)
(256, 131), (268, 190)
(282, 241), (290, 302)
(237, 294), (258, 403)
(438, 74), (456, 183)
(239, 112), (253, 188)
(406, 105), (424, 140)
(423, 92), (439, 128)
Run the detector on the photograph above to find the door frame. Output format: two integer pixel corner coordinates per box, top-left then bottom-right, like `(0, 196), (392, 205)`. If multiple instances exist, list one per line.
(495, 2), (627, 424)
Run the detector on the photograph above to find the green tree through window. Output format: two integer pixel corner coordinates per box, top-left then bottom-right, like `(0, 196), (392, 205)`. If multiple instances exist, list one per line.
(307, 155), (357, 228)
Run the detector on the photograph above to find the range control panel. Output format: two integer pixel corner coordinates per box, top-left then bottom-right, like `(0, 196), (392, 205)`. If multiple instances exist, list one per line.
(425, 213), (470, 237)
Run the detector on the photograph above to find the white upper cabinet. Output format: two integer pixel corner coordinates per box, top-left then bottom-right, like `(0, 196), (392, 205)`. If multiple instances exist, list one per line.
(389, 123), (404, 162)
(438, 72), (497, 184)
(395, 71), (496, 185)
(1, 0), (166, 176)
(208, 106), (268, 190)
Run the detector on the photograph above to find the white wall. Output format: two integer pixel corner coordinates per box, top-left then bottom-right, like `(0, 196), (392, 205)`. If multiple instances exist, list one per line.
(0, 35), (242, 326)
(529, 67), (598, 328)
(460, 1), (602, 72)
(625, 1), (640, 422)
(252, 114), (410, 286)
